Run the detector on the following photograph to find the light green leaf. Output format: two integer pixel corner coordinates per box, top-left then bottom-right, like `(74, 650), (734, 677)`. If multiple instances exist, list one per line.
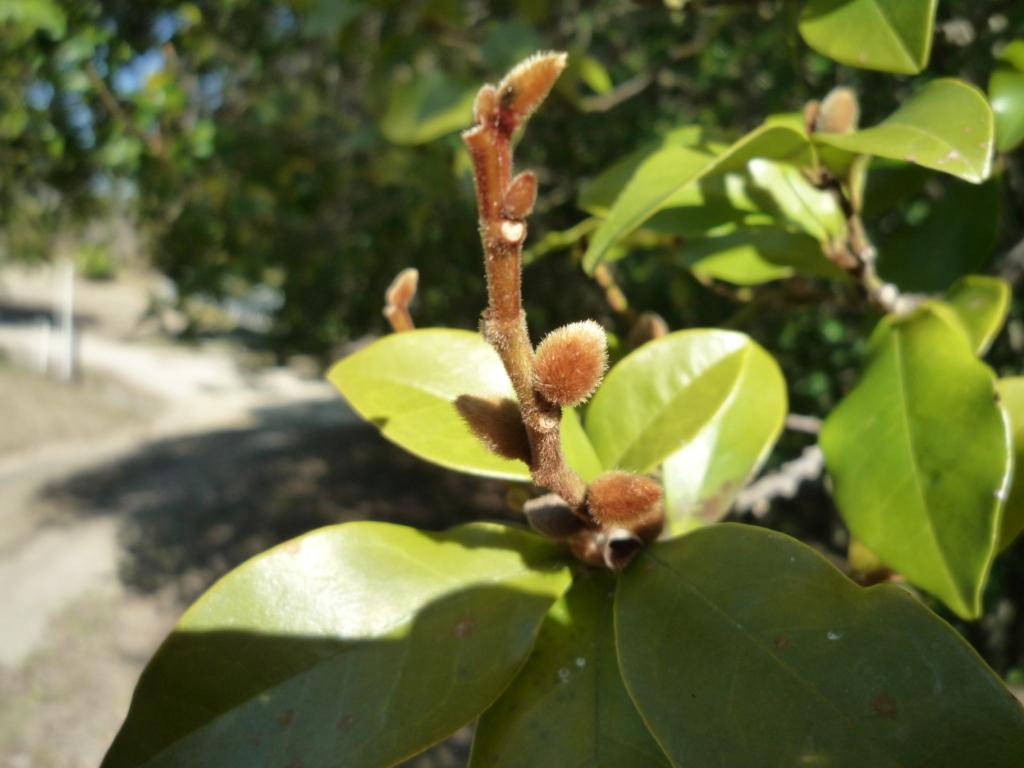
(380, 71), (476, 145)
(679, 227), (840, 285)
(814, 79), (995, 183)
(561, 407), (604, 483)
(821, 304), (1011, 617)
(998, 40), (1024, 73)
(874, 175), (1002, 292)
(942, 275), (1010, 356)
(997, 378), (1024, 550)
(103, 522), (572, 768)
(661, 340), (787, 534)
(0, 0), (66, 38)
(471, 571), (670, 768)
(585, 330), (786, 479)
(616, 524), (1024, 768)
(328, 329), (530, 481)
(583, 121), (813, 272)
(799, 0), (937, 74)
(990, 67), (1024, 153)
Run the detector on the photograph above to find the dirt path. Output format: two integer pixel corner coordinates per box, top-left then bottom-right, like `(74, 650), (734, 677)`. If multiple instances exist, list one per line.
(0, 267), (507, 767)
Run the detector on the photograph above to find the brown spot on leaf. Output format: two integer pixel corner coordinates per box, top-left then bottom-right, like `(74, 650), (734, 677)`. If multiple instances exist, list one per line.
(773, 635), (790, 651)
(871, 692), (898, 719)
(284, 539), (301, 555)
(451, 614), (476, 639)
(337, 714), (354, 731)
(278, 709), (295, 728)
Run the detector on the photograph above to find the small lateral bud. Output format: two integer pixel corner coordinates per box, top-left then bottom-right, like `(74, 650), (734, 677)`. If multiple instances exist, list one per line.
(454, 394), (531, 464)
(502, 171), (538, 220)
(586, 470), (664, 543)
(627, 311), (669, 349)
(815, 87), (859, 134)
(383, 267), (418, 332)
(802, 99), (821, 135)
(524, 493), (586, 539)
(496, 51), (567, 130)
(602, 529), (644, 570)
(533, 320), (608, 407)
(473, 84), (498, 126)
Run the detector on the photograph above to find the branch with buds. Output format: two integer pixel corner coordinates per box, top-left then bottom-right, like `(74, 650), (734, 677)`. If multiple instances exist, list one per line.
(457, 52), (665, 569)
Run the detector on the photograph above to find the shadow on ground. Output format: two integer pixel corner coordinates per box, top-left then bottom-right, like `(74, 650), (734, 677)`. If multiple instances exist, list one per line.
(41, 399), (521, 601)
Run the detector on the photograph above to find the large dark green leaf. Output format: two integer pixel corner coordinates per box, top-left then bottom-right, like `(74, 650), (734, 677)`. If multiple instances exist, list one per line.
(815, 79), (994, 183)
(583, 120), (813, 271)
(616, 524), (1024, 768)
(585, 331), (786, 493)
(998, 377), (1024, 550)
(470, 571), (669, 767)
(103, 522), (572, 768)
(799, 0), (937, 74)
(678, 227), (839, 285)
(943, 275), (1010, 356)
(821, 304), (1011, 617)
(874, 176), (1002, 292)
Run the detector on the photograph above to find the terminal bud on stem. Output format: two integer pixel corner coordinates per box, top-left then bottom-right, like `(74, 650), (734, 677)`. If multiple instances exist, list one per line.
(815, 87), (859, 134)
(383, 267), (418, 332)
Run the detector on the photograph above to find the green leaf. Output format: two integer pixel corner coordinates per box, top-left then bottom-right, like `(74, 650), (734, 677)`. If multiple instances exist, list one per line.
(942, 275), (1010, 356)
(874, 175), (1002, 292)
(380, 71), (476, 145)
(661, 339), (787, 534)
(821, 304), (1011, 617)
(814, 79), (995, 183)
(103, 522), (572, 768)
(998, 40), (1024, 73)
(328, 329), (531, 480)
(583, 121), (813, 272)
(990, 67), (1024, 153)
(471, 571), (670, 767)
(679, 227), (840, 285)
(0, 0), (67, 38)
(799, 0), (936, 74)
(561, 407), (604, 483)
(997, 378), (1024, 550)
(585, 330), (786, 481)
(616, 524), (1024, 768)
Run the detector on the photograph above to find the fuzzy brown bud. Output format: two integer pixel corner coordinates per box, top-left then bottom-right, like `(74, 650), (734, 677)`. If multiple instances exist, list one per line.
(627, 311), (669, 349)
(586, 470), (664, 543)
(473, 84), (498, 126)
(533, 320), (608, 407)
(815, 87), (859, 134)
(383, 267), (418, 332)
(523, 493), (585, 539)
(502, 171), (538, 220)
(496, 51), (567, 131)
(454, 394), (531, 464)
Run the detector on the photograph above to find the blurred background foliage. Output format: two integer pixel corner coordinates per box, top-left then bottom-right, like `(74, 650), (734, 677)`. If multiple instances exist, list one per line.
(1, 0), (1023, 404)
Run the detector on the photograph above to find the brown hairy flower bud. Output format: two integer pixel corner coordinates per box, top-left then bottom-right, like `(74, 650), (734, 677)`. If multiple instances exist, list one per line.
(586, 470), (664, 543)
(533, 320), (608, 407)
(502, 171), (538, 220)
(454, 394), (531, 464)
(524, 493), (585, 539)
(627, 311), (669, 350)
(383, 267), (418, 332)
(815, 87), (859, 134)
(496, 51), (567, 131)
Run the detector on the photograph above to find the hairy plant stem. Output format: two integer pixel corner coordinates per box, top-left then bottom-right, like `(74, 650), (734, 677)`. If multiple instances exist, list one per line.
(463, 70), (589, 516)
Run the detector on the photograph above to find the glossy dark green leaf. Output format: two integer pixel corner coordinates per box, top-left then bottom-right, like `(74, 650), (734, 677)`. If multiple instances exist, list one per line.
(329, 329), (531, 480)
(583, 120), (812, 271)
(943, 275), (1010, 355)
(678, 227), (840, 285)
(874, 175), (1002, 292)
(997, 378), (1024, 550)
(103, 522), (572, 768)
(585, 330), (786, 485)
(380, 71), (476, 145)
(815, 79), (994, 183)
(990, 66), (1024, 153)
(616, 524), (1024, 768)
(471, 571), (670, 768)
(821, 304), (1011, 617)
(799, 0), (936, 74)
